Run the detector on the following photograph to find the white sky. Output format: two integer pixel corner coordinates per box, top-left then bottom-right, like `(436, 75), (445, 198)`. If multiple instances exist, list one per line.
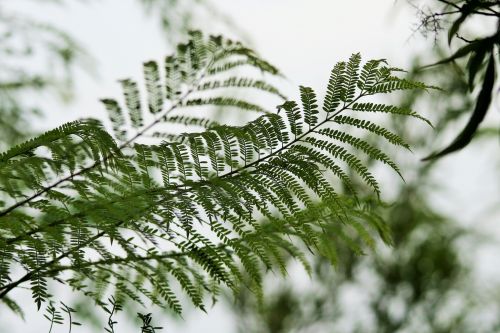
(1, 1), (499, 332)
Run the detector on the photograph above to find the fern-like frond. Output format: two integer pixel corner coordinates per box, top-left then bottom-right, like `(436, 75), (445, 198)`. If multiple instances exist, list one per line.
(317, 128), (403, 179)
(300, 86), (319, 129)
(0, 34), (434, 320)
(350, 102), (432, 126)
(100, 31), (284, 144)
(332, 115), (411, 150)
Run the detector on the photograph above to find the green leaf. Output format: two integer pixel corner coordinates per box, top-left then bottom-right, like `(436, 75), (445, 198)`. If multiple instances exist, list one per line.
(300, 86), (319, 128)
(467, 47), (490, 91)
(143, 61), (164, 114)
(422, 38), (494, 69)
(448, 11), (469, 45)
(423, 54), (495, 160)
(120, 79), (143, 128)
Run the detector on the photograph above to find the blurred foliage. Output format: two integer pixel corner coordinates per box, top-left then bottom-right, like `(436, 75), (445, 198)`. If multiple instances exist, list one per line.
(228, 44), (500, 333)
(0, 0), (228, 150)
(0, 1), (88, 149)
(139, 0), (244, 44)
(409, 0), (499, 160)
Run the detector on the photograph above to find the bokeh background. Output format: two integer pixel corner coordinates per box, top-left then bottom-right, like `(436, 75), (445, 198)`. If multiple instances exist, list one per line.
(1, 0), (499, 332)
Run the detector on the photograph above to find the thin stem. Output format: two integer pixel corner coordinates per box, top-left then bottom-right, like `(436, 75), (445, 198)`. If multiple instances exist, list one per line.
(0, 226), (115, 297)
(218, 94), (365, 180)
(0, 209), (213, 297)
(47, 308), (55, 333)
(45, 246), (224, 276)
(434, 10), (461, 16)
(437, 0), (499, 16)
(470, 10), (500, 16)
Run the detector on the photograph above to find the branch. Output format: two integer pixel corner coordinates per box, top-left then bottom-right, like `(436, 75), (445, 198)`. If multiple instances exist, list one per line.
(0, 227), (115, 298)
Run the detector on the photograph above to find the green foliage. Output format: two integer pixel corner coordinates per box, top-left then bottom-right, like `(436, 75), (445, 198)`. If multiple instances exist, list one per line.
(138, 312), (163, 333)
(138, 0), (234, 44)
(104, 296), (122, 333)
(44, 301), (64, 333)
(0, 32), (432, 322)
(229, 41), (500, 333)
(416, 0), (499, 160)
(0, 3), (87, 149)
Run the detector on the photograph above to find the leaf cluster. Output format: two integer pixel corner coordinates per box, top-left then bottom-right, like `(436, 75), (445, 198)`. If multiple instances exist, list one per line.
(0, 32), (432, 322)
(416, 0), (499, 160)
